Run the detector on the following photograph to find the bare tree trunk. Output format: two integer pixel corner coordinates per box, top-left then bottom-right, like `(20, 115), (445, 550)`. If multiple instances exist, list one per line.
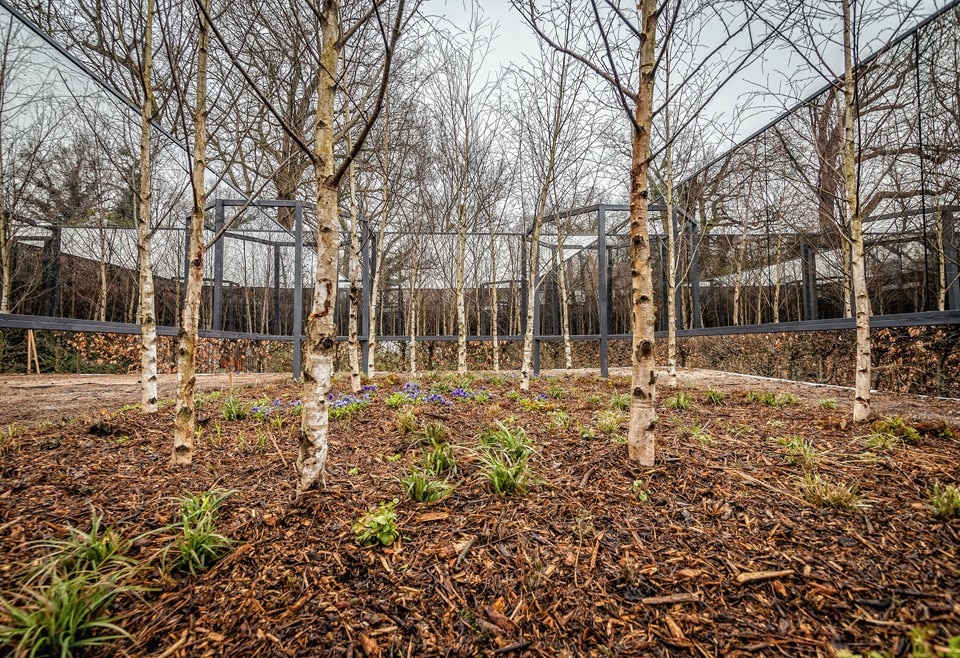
(626, 0), (658, 465)
(488, 226), (500, 371)
(455, 213), (468, 373)
(773, 212), (783, 322)
(345, 101), (361, 393)
(298, 1), (339, 493)
(137, 0), (158, 413)
(408, 251), (419, 375)
(663, 55), (677, 385)
(842, 0), (871, 422)
(732, 236), (743, 325)
(935, 201), (945, 311)
(172, 0), (208, 465)
(368, 92), (388, 378)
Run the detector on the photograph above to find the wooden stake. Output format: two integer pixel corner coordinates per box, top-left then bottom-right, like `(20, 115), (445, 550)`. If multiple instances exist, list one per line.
(26, 330), (40, 375)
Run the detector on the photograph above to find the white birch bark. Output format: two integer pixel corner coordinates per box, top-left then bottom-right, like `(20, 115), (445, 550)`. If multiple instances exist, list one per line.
(297, 1), (339, 492)
(842, 0), (872, 422)
(663, 57), (677, 386)
(626, 0), (658, 465)
(137, 0), (158, 413)
(367, 92), (388, 378)
(171, 0), (208, 464)
(557, 234), (573, 370)
(345, 100), (361, 393)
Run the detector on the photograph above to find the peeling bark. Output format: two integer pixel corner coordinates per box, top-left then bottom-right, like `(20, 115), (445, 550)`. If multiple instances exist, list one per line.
(298, 0), (339, 493)
(172, 0), (208, 465)
(626, 0), (658, 466)
(842, 0), (871, 422)
(137, 0), (158, 414)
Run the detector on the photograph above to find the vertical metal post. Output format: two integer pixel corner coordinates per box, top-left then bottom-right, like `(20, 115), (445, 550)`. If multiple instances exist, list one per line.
(41, 226), (61, 317)
(212, 200), (224, 331)
(360, 222), (371, 373)
(659, 237), (669, 332)
(597, 205), (609, 378)
(272, 245), (281, 335)
(292, 202), (304, 379)
(551, 246), (560, 335)
(687, 218), (702, 328)
(519, 235), (528, 325)
(672, 209), (682, 329)
(944, 207), (960, 311)
(801, 242), (819, 321)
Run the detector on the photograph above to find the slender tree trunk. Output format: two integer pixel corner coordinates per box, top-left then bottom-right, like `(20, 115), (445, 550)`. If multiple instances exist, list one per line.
(842, 0), (871, 422)
(345, 101), (361, 393)
(936, 202), (946, 311)
(172, 0), (208, 464)
(409, 252), (419, 375)
(455, 213), (468, 373)
(663, 55), (677, 385)
(368, 91), (388, 377)
(97, 221), (108, 322)
(0, 197), (10, 314)
(298, 1), (339, 492)
(773, 212), (783, 322)
(626, 0), (658, 465)
(137, 0), (158, 413)
(488, 226), (500, 371)
(732, 236), (743, 325)
(521, 43), (571, 391)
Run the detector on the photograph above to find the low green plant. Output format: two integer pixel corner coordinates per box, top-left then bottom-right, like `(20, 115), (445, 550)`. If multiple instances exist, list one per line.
(424, 441), (456, 475)
(478, 422), (535, 462)
(385, 392), (407, 409)
(771, 435), (819, 466)
(610, 393), (630, 411)
(348, 466), (360, 476)
(587, 394), (602, 405)
(704, 389), (725, 405)
(631, 480), (648, 502)
(29, 512), (133, 580)
(665, 392), (692, 411)
(863, 430), (902, 452)
(352, 499), (400, 547)
(478, 451), (530, 496)
(690, 424), (714, 445)
(0, 424), (22, 455)
(798, 473), (862, 510)
(873, 416), (921, 443)
(0, 570), (135, 657)
(595, 410), (625, 435)
(547, 409), (573, 431)
(488, 375), (506, 387)
(418, 421), (448, 446)
(577, 425), (598, 440)
(819, 398), (838, 410)
(505, 390), (521, 401)
(929, 482), (960, 518)
(746, 391), (798, 407)
(398, 466), (454, 503)
(385, 453), (402, 463)
(221, 394), (247, 421)
(395, 410), (417, 435)
(517, 396), (552, 412)
(169, 489), (235, 575)
(547, 385), (565, 399)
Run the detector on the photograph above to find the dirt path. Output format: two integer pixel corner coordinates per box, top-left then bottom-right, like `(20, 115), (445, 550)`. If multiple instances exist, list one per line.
(0, 366), (956, 428)
(0, 372), (288, 426)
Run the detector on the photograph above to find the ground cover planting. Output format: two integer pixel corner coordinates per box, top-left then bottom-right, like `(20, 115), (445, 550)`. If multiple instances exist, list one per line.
(0, 371), (958, 656)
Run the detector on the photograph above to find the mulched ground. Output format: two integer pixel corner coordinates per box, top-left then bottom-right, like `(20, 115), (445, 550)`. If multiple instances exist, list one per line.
(0, 371), (958, 657)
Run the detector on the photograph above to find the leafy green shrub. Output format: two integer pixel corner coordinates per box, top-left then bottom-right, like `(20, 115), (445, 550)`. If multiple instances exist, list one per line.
(385, 392), (407, 409)
(418, 421), (449, 446)
(929, 482), (960, 518)
(353, 499), (400, 547)
(170, 489), (235, 575)
(30, 512), (133, 580)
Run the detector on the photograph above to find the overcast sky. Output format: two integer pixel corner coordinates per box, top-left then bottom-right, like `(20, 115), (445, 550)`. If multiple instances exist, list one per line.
(435, 0), (948, 153)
